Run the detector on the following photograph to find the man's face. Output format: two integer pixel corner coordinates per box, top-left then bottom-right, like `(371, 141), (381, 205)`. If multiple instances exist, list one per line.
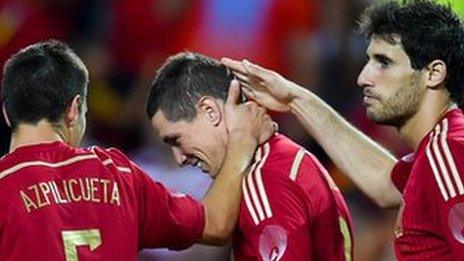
(357, 35), (427, 127)
(151, 110), (227, 178)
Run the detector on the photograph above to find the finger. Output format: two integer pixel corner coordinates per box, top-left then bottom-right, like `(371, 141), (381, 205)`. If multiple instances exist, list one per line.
(226, 79), (241, 105)
(235, 73), (260, 91)
(222, 57), (247, 75)
(228, 68), (242, 78)
(235, 76), (253, 90)
(263, 121), (278, 142)
(231, 70), (247, 80)
(240, 83), (253, 92)
(237, 79), (251, 89)
(234, 73), (250, 85)
(243, 59), (272, 74)
(242, 59), (273, 80)
(241, 86), (255, 99)
(272, 122), (279, 133)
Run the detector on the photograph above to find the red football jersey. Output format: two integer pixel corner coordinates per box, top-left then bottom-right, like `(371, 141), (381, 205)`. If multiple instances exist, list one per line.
(0, 142), (205, 260)
(233, 134), (353, 260)
(391, 109), (464, 260)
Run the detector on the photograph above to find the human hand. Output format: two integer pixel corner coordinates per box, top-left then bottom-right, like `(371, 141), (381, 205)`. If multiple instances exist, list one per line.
(224, 80), (277, 146)
(222, 58), (303, 112)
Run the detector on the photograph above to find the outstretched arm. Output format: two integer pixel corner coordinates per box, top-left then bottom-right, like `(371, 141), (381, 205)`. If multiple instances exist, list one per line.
(222, 58), (401, 208)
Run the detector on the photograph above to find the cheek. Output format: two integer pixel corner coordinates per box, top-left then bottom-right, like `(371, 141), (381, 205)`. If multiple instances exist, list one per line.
(212, 146), (227, 169)
(379, 76), (404, 101)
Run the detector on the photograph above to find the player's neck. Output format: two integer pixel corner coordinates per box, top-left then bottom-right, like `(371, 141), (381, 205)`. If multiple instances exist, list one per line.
(9, 120), (66, 152)
(398, 91), (454, 150)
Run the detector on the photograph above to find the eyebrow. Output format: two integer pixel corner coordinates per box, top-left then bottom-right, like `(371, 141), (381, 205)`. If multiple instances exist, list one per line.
(373, 54), (394, 63)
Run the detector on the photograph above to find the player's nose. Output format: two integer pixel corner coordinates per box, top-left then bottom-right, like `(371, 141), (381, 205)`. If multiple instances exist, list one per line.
(172, 147), (187, 166)
(357, 63), (374, 88)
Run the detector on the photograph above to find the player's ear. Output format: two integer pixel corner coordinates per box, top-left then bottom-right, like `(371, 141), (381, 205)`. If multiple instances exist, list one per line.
(198, 96), (222, 126)
(65, 95), (81, 127)
(2, 104), (11, 128)
(426, 59), (447, 90)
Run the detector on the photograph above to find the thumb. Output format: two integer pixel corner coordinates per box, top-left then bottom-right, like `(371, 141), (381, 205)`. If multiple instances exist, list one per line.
(226, 79), (241, 106)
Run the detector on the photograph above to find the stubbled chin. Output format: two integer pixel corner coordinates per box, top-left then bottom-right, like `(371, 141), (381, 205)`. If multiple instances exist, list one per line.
(366, 105), (381, 118)
(366, 111), (381, 122)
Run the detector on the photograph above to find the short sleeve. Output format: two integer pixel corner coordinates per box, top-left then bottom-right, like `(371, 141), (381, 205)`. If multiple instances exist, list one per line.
(99, 147), (207, 250)
(133, 165), (205, 250)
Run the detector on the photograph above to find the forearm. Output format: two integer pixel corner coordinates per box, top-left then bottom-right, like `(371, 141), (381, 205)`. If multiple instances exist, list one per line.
(290, 88), (401, 207)
(200, 134), (256, 245)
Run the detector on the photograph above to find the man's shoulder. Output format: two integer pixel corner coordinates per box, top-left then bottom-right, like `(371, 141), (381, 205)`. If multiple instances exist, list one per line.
(263, 134), (305, 168)
(416, 118), (464, 169)
(411, 119), (464, 202)
(0, 143), (136, 185)
(258, 135), (327, 187)
(436, 108), (464, 144)
(267, 134), (302, 155)
(87, 145), (131, 164)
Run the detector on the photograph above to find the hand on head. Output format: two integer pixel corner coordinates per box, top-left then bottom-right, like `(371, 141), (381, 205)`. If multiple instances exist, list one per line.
(221, 58), (302, 113)
(224, 79), (277, 146)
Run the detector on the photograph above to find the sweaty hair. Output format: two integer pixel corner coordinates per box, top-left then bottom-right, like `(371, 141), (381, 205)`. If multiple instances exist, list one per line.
(2, 40), (88, 130)
(359, 0), (464, 106)
(146, 52), (234, 121)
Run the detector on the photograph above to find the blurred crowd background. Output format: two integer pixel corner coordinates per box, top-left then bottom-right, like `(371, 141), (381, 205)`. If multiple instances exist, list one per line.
(0, 0), (463, 260)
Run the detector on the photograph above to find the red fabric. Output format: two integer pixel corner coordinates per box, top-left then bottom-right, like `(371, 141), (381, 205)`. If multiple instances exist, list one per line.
(392, 109), (464, 260)
(0, 142), (205, 260)
(110, 0), (320, 76)
(259, 0), (320, 75)
(0, 1), (70, 72)
(233, 134), (353, 260)
(391, 152), (415, 193)
(110, 0), (201, 73)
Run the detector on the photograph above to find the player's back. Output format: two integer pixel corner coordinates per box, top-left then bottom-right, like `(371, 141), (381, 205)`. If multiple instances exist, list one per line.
(0, 142), (141, 260)
(0, 141), (205, 260)
(234, 134), (353, 260)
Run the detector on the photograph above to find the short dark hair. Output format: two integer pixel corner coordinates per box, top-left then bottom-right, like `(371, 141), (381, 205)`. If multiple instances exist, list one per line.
(146, 52), (234, 121)
(359, 0), (464, 105)
(1, 40), (88, 130)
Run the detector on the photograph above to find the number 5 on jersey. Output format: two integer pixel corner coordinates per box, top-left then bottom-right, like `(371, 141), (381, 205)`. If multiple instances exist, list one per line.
(62, 229), (102, 261)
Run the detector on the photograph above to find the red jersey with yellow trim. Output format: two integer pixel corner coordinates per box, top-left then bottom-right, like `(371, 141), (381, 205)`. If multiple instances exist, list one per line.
(391, 109), (464, 260)
(233, 134), (353, 261)
(0, 142), (205, 260)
